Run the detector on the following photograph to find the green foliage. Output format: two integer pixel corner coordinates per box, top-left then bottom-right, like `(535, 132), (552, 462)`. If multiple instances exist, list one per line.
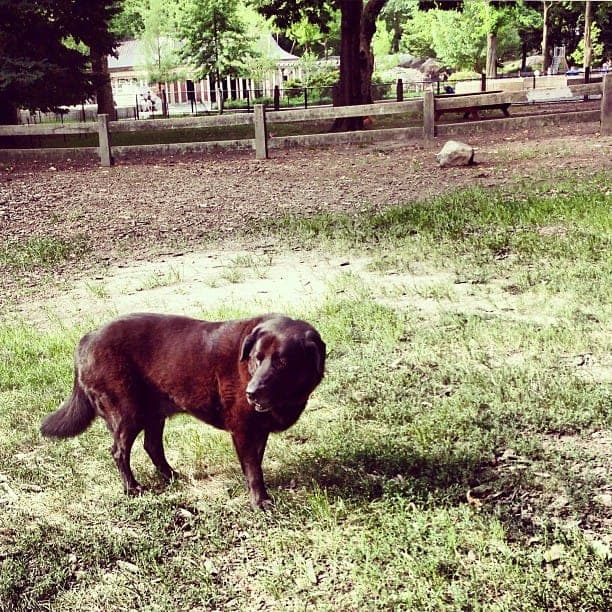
(400, 0), (540, 72)
(284, 63), (338, 99)
(250, 0), (336, 34)
(399, 7), (437, 59)
(0, 236), (89, 271)
(0, 0), (120, 121)
(135, 0), (185, 84)
(372, 18), (393, 58)
(178, 0), (254, 82)
(570, 22), (604, 66)
(287, 16), (326, 53)
(111, 0), (145, 37)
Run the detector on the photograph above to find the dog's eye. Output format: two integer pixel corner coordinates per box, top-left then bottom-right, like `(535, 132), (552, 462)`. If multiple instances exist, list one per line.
(255, 352), (265, 365)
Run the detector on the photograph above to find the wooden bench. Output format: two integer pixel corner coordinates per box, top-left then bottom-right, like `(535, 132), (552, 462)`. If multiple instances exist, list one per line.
(434, 90), (511, 121)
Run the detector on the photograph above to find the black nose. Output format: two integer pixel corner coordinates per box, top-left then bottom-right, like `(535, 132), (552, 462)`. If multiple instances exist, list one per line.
(246, 389), (261, 403)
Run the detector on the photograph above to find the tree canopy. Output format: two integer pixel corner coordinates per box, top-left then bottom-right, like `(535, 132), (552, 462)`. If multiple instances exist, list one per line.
(178, 0), (254, 112)
(2, 0), (610, 127)
(0, 0), (120, 124)
(252, 0), (389, 130)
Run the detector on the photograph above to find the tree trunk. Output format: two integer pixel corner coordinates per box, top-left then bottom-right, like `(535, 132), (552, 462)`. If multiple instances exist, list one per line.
(216, 69), (224, 115)
(360, 0), (386, 104)
(331, 0), (387, 132)
(390, 14), (402, 54)
(542, 1), (551, 73)
(583, 0), (592, 70)
(91, 51), (116, 120)
(486, 32), (497, 78)
(331, 0), (363, 131)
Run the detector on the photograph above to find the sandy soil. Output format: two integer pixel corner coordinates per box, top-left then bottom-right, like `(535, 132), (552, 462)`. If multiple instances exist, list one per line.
(1, 120), (610, 323)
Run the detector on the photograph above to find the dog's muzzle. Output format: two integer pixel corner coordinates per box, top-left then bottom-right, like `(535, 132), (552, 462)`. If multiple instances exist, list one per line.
(246, 391), (271, 413)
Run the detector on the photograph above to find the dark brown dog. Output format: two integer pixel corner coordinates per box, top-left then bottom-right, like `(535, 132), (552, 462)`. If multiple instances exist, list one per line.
(40, 313), (325, 509)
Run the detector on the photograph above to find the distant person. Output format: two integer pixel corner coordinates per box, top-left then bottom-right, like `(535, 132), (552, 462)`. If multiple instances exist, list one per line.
(602, 58), (611, 72)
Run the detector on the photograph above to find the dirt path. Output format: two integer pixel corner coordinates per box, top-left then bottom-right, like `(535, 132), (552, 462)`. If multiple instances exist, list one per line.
(1, 121), (610, 320)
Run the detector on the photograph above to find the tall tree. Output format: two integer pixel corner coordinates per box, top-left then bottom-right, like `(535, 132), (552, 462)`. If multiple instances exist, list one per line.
(582, 0), (592, 71)
(0, 0), (119, 124)
(541, 0), (552, 72)
(139, 0), (184, 116)
(536, 1), (611, 70)
(253, 0), (388, 130)
(381, 0), (419, 54)
(179, 0), (253, 113)
(400, 1), (539, 74)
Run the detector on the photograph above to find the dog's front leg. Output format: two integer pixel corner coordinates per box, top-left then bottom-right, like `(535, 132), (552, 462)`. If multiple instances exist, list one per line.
(231, 430), (271, 510)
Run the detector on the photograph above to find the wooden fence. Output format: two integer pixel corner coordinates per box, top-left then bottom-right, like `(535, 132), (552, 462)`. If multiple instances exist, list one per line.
(0, 76), (609, 167)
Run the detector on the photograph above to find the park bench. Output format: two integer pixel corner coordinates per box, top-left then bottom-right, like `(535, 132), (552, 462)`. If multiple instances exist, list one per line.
(434, 90), (511, 121)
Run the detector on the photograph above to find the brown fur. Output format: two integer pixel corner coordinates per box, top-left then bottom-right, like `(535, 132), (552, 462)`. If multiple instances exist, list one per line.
(41, 313), (326, 509)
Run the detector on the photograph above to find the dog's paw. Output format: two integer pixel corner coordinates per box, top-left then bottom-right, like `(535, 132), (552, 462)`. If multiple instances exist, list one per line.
(252, 496), (275, 511)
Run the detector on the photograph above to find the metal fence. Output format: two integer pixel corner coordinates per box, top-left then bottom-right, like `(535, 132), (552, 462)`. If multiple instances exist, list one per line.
(15, 67), (610, 125)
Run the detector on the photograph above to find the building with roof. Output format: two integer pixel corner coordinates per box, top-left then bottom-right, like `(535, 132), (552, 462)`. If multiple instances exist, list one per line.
(108, 34), (301, 112)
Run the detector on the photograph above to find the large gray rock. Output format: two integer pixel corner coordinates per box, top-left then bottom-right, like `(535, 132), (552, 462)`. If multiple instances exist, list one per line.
(436, 140), (475, 167)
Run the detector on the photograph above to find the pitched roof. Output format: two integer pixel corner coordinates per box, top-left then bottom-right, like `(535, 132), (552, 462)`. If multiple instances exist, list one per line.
(108, 39), (144, 70)
(108, 35), (298, 72)
(254, 33), (299, 62)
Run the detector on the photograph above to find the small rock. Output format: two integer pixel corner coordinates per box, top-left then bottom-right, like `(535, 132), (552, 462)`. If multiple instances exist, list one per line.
(436, 140), (475, 167)
(594, 493), (612, 507)
(116, 560), (139, 573)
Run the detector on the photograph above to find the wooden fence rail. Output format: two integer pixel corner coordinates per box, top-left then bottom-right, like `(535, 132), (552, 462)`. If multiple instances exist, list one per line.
(0, 76), (608, 167)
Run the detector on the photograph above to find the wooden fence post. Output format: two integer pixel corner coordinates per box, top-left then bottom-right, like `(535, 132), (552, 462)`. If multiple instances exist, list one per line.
(423, 88), (435, 142)
(97, 113), (112, 167)
(601, 73), (612, 136)
(396, 79), (403, 102)
(254, 103), (268, 159)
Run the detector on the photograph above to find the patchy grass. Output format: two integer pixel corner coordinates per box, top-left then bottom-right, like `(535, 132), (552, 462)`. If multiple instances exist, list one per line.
(137, 266), (184, 291)
(0, 174), (610, 610)
(0, 236), (89, 272)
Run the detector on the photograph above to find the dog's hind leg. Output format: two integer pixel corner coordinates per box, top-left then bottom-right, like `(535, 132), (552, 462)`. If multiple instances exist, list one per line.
(143, 417), (180, 482)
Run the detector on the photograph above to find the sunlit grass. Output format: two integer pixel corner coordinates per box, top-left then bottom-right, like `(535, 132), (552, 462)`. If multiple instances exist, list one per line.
(0, 173), (610, 610)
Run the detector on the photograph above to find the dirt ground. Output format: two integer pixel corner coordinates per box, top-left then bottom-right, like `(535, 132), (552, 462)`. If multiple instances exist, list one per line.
(1, 120), (610, 320)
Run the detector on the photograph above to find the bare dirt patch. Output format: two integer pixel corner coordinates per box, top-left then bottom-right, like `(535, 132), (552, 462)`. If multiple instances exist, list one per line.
(1, 121), (610, 326)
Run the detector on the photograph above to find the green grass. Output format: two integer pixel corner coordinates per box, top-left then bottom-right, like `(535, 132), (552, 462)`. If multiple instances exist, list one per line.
(0, 236), (89, 271)
(137, 266), (183, 291)
(0, 173), (610, 610)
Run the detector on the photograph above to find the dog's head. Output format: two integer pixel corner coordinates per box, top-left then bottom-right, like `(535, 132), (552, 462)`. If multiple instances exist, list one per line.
(240, 317), (325, 421)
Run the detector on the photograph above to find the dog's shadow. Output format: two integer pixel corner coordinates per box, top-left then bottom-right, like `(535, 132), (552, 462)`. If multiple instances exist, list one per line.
(267, 436), (491, 507)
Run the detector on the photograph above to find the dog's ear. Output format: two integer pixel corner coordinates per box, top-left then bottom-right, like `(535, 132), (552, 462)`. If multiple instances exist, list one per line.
(240, 327), (260, 361)
(305, 330), (326, 378)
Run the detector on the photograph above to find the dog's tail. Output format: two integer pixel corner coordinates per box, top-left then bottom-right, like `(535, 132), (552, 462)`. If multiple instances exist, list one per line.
(41, 370), (96, 438)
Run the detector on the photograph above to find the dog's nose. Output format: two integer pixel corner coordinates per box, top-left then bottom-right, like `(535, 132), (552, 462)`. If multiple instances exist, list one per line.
(246, 388), (261, 403)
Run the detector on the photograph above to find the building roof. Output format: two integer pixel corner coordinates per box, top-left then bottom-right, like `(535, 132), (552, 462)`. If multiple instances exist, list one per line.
(254, 34), (299, 62)
(108, 35), (298, 72)
(108, 39), (144, 71)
